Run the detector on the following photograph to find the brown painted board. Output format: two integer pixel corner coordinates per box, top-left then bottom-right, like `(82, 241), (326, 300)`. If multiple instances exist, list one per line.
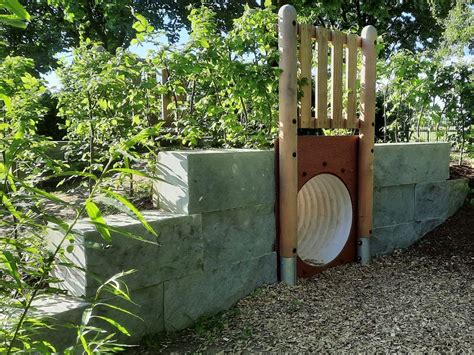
(297, 135), (359, 278)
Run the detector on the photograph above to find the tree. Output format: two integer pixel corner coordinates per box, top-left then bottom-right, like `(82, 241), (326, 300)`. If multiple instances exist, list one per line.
(0, 0), (76, 73)
(283, 0), (456, 58)
(0, 0), (259, 73)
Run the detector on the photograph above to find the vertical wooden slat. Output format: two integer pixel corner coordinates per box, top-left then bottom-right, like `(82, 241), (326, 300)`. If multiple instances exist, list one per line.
(331, 30), (344, 128)
(358, 25), (377, 265)
(299, 24), (312, 128)
(161, 69), (172, 126)
(346, 33), (358, 128)
(315, 26), (328, 128)
(278, 5), (298, 285)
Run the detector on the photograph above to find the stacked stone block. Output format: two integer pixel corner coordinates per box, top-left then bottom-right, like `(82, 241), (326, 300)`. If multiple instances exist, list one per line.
(371, 143), (469, 255)
(43, 149), (277, 349)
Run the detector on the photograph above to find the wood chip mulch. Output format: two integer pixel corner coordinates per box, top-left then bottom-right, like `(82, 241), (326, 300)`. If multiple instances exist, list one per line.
(133, 203), (474, 354)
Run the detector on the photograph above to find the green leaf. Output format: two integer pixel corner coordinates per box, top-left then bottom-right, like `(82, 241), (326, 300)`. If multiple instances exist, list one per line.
(121, 125), (162, 150)
(88, 221), (159, 245)
(85, 201), (111, 242)
(46, 170), (98, 181)
(103, 189), (158, 236)
(93, 316), (130, 336)
(106, 168), (154, 179)
(81, 307), (93, 326)
(1, 193), (22, 220)
(0, 14), (26, 28)
(78, 332), (92, 355)
(95, 302), (143, 321)
(1, 251), (21, 287)
(1, 0), (30, 20)
(19, 183), (69, 206)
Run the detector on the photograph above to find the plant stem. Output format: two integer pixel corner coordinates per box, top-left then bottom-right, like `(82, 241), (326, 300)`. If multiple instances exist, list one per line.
(7, 157), (115, 354)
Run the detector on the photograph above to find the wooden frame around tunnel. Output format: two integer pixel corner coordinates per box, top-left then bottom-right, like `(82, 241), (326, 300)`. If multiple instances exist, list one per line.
(277, 5), (376, 284)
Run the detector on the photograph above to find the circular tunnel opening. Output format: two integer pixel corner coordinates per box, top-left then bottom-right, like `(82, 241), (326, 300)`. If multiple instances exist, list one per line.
(297, 173), (353, 266)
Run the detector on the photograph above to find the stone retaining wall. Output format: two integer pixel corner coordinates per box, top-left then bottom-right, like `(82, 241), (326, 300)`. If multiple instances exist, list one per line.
(38, 143), (468, 350)
(372, 143), (468, 255)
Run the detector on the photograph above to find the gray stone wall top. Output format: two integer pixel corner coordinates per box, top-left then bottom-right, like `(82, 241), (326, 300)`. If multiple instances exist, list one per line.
(374, 143), (450, 187)
(156, 149), (275, 214)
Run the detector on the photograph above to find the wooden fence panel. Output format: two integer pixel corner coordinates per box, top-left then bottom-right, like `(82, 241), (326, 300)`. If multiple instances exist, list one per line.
(330, 30), (344, 128)
(299, 24), (313, 128)
(315, 27), (329, 128)
(345, 33), (358, 128)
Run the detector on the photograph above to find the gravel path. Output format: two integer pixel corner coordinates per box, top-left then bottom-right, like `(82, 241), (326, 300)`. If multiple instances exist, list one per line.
(135, 204), (474, 353)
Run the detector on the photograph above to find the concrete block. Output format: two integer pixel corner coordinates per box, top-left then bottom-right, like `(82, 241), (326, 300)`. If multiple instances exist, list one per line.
(374, 143), (450, 187)
(202, 204), (275, 270)
(415, 218), (445, 237)
(447, 178), (469, 217)
(154, 149), (275, 214)
(373, 184), (415, 227)
(29, 295), (89, 352)
(93, 283), (164, 344)
(163, 252), (277, 331)
(48, 211), (203, 298)
(415, 181), (449, 221)
(30, 284), (164, 351)
(371, 223), (418, 256)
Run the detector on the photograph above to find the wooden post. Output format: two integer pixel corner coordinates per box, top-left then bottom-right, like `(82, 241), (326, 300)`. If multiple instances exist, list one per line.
(161, 68), (172, 126)
(357, 25), (377, 264)
(278, 4), (298, 285)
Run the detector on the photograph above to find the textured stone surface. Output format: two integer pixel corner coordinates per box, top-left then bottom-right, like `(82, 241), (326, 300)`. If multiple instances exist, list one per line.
(93, 283), (164, 343)
(374, 143), (450, 187)
(48, 211), (203, 298)
(447, 178), (469, 217)
(373, 184), (415, 227)
(30, 295), (89, 352)
(154, 150), (275, 214)
(163, 252), (277, 331)
(415, 181), (449, 221)
(202, 204), (275, 270)
(371, 223), (418, 256)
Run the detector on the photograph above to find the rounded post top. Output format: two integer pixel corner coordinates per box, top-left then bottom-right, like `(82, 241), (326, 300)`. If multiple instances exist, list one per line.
(361, 25), (377, 40)
(278, 4), (297, 20)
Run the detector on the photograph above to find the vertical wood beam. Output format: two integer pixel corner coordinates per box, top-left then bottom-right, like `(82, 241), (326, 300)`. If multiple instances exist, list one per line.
(331, 30), (344, 128)
(161, 68), (172, 126)
(358, 25), (377, 265)
(315, 27), (328, 128)
(346, 33), (358, 128)
(299, 24), (312, 128)
(278, 5), (298, 285)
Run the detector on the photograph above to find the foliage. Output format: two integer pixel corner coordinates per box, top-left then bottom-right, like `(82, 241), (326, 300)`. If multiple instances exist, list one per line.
(0, 0), (75, 73)
(0, 0), (261, 73)
(56, 39), (162, 181)
(0, 126), (161, 353)
(154, 4), (279, 148)
(0, 55), (51, 181)
(1, 2), (160, 353)
(291, 0), (456, 58)
(379, 2), (473, 163)
(0, 0), (30, 28)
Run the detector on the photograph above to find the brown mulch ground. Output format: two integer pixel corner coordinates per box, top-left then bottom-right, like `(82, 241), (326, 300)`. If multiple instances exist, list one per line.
(130, 200), (474, 353)
(450, 164), (474, 186)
